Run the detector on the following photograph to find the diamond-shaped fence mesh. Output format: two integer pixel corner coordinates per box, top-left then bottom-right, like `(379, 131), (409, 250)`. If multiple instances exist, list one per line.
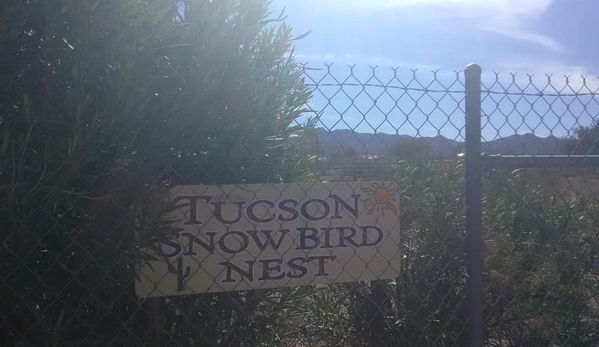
(2, 62), (599, 347)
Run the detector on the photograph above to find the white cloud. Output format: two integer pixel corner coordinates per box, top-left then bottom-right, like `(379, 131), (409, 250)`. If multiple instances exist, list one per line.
(487, 60), (599, 92)
(321, 0), (561, 52)
(293, 54), (599, 92)
(480, 27), (563, 52)
(294, 53), (441, 70)
(344, 0), (552, 18)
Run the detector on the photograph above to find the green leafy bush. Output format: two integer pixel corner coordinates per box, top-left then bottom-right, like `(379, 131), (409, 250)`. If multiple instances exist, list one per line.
(0, 0), (313, 345)
(300, 160), (598, 347)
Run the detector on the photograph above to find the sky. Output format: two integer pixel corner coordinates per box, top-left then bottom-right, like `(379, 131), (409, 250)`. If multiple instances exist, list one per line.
(271, 0), (599, 140)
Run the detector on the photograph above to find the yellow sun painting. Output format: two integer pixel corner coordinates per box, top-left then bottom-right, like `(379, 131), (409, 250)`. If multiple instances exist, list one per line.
(360, 182), (399, 216)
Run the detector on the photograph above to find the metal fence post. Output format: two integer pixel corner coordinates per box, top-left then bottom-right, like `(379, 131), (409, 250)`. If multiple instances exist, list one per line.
(464, 63), (484, 347)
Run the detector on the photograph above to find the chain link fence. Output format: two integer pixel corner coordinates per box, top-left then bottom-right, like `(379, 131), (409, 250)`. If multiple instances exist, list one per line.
(2, 62), (599, 347)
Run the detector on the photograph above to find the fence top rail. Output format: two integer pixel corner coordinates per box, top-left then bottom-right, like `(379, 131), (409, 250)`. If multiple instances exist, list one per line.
(480, 154), (599, 169)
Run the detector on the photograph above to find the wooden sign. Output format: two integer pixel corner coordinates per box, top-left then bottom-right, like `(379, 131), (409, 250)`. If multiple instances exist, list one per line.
(135, 181), (400, 297)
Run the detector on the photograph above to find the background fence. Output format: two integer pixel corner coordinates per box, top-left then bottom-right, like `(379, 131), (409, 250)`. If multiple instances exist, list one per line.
(3, 61), (599, 347)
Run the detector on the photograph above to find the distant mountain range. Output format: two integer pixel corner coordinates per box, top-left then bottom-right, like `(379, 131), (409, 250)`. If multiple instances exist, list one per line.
(311, 128), (564, 157)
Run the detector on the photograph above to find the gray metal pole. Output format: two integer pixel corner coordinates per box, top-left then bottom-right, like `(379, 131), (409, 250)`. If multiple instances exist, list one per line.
(464, 63), (484, 347)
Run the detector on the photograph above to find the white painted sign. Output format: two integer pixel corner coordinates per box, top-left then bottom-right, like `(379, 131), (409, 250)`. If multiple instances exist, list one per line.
(135, 181), (400, 297)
